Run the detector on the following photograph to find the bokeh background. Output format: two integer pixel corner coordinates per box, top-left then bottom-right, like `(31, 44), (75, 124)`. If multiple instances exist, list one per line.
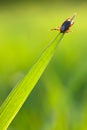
(0, 0), (87, 130)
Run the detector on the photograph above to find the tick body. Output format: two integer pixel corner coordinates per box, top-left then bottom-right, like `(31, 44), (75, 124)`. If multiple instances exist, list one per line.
(60, 20), (71, 33)
(51, 14), (76, 33)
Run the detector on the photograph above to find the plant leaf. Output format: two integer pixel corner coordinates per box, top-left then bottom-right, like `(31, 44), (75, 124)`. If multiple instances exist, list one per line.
(0, 33), (64, 130)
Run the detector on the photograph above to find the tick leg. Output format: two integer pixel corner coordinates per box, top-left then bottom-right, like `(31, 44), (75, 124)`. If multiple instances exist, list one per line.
(51, 26), (60, 31)
(70, 22), (74, 26)
(65, 29), (72, 33)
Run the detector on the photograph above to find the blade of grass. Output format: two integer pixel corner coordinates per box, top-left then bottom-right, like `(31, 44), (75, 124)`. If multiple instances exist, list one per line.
(0, 32), (64, 130)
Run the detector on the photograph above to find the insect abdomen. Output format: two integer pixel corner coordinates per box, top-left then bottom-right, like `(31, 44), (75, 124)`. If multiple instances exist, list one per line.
(60, 21), (71, 33)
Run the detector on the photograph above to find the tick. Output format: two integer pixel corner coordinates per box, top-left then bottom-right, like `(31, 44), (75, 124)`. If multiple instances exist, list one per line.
(51, 13), (76, 33)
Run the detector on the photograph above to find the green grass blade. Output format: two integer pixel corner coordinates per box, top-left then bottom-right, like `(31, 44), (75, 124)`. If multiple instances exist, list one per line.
(0, 33), (64, 130)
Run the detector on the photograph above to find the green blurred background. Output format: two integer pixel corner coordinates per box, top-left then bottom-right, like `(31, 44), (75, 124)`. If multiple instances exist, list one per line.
(0, 0), (87, 130)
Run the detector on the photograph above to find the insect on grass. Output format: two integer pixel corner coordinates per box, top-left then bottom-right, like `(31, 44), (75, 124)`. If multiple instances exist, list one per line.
(51, 13), (76, 33)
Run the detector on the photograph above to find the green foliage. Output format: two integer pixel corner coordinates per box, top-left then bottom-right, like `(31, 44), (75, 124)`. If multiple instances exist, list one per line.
(0, 32), (64, 130)
(0, 2), (87, 130)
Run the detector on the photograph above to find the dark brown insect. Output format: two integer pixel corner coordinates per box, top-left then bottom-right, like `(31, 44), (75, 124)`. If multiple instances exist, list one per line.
(51, 13), (76, 33)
